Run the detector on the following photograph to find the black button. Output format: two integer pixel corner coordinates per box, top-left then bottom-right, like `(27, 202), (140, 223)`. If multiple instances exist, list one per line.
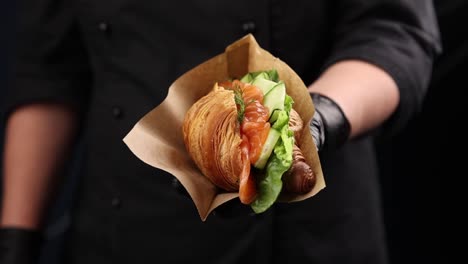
(111, 197), (122, 208)
(112, 106), (123, 119)
(98, 22), (109, 32)
(241, 21), (256, 34)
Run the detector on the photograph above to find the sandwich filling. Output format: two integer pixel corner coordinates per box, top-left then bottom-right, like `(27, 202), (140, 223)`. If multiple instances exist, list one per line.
(220, 69), (295, 213)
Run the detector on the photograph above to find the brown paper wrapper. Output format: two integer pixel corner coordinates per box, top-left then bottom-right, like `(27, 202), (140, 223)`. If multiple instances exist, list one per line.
(123, 34), (325, 221)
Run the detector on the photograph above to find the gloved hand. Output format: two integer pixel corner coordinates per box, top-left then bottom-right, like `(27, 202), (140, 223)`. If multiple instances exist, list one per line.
(0, 228), (42, 264)
(309, 93), (351, 154)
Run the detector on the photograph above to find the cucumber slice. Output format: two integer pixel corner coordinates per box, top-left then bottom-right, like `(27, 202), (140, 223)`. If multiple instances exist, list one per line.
(252, 76), (278, 95)
(253, 128), (281, 169)
(263, 82), (286, 118)
(240, 71), (268, 83)
(253, 72), (269, 82)
(268, 109), (280, 123)
(240, 73), (253, 83)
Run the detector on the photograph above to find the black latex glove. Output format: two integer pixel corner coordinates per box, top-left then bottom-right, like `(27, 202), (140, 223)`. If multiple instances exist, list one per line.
(0, 228), (42, 264)
(309, 93), (351, 154)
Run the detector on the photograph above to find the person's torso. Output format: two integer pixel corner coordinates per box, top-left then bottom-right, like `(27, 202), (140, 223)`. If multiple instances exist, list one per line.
(65, 1), (387, 263)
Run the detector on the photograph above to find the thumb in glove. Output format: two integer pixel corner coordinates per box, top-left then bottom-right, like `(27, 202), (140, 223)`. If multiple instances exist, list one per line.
(309, 93), (351, 154)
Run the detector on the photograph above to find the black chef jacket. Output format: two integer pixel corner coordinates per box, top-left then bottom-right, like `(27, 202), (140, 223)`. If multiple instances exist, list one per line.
(5, 1), (441, 263)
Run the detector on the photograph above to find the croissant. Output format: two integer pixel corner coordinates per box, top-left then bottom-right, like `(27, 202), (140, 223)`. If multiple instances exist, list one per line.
(182, 83), (242, 191)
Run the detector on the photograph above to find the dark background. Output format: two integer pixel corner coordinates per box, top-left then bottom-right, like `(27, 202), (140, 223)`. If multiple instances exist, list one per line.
(2, 1), (457, 263)
(0, 0), (13, 179)
(377, 1), (465, 263)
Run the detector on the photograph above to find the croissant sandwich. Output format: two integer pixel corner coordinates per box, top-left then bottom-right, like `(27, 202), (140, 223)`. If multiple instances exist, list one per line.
(183, 69), (316, 213)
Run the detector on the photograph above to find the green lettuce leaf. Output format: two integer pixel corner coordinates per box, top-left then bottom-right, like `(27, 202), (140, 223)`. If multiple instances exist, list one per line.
(284, 95), (293, 114)
(251, 119), (294, 214)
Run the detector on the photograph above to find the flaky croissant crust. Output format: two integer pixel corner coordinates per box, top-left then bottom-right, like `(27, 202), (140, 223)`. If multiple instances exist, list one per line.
(182, 84), (242, 191)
